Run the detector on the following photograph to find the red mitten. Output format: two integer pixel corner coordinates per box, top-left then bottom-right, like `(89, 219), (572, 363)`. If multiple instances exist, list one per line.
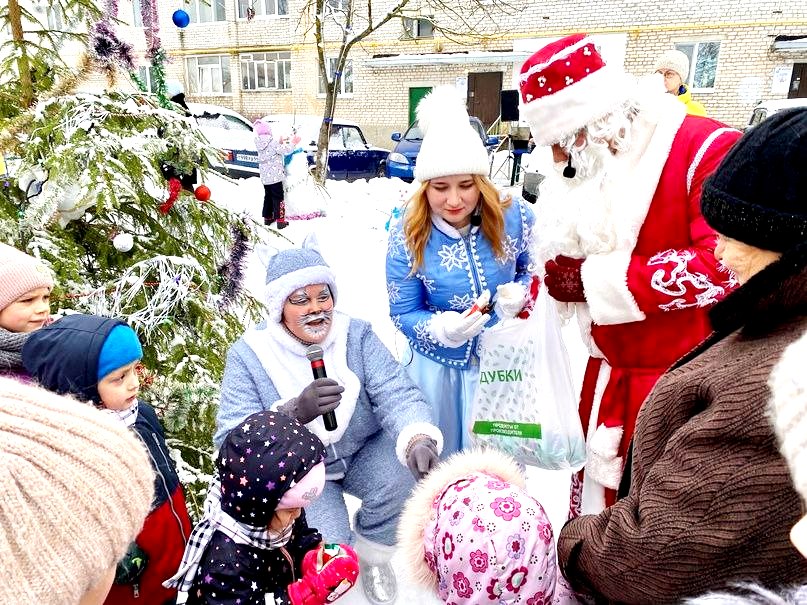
(544, 255), (586, 303)
(287, 543), (359, 605)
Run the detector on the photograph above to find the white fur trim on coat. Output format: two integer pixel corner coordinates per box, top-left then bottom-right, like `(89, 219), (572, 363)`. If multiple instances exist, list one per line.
(397, 448), (525, 590)
(585, 423), (624, 490)
(243, 312), (360, 446)
(395, 422), (444, 466)
(581, 250), (646, 325)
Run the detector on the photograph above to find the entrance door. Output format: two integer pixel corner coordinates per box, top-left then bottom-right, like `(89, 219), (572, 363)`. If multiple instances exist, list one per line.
(467, 71), (503, 129)
(409, 87), (432, 126)
(789, 63), (807, 98)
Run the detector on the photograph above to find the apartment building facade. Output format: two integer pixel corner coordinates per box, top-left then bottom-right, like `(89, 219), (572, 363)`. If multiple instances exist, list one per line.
(26, 0), (807, 146)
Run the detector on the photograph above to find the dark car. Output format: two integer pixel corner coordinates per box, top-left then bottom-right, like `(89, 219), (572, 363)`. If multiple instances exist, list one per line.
(263, 114), (390, 181)
(385, 116), (499, 182)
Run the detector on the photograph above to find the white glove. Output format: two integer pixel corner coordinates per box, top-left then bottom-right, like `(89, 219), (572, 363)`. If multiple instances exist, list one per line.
(494, 282), (527, 319)
(430, 309), (491, 348)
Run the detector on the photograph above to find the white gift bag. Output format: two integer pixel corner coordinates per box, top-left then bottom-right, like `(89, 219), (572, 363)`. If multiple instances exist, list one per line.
(470, 288), (586, 470)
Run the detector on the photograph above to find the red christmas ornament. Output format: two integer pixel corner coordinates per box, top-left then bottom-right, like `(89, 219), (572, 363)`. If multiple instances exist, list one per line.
(194, 184), (211, 202)
(159, 177), (182, 214)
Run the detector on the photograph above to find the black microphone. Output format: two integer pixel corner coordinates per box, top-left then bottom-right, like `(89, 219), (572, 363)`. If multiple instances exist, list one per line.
(305, 344), (338, 431)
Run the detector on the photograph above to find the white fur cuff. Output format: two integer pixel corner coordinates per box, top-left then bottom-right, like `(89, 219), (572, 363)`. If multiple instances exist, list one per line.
(586, 424), (624, 490)
(581, 251), (646, 326)
(396, 422), (444, 466)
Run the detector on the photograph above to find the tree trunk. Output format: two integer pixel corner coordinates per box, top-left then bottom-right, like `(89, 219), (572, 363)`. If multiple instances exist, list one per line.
(7, 0), (34, 109)
(313, 88), (336, 185)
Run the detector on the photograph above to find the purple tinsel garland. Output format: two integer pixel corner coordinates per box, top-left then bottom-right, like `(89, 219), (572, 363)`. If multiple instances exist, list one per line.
(218, 222), (250, 309)
(89, 0), (135, 73)
(140, 0), (161, 58)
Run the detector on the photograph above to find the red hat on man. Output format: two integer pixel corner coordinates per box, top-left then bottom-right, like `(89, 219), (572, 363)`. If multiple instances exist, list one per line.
(518, 33), (633, 146)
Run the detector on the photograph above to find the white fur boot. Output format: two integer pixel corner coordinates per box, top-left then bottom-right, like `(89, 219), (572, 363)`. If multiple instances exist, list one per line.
(353, 533), (397, 605)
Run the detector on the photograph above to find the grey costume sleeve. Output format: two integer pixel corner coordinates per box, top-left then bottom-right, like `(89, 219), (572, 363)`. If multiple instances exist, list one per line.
(358, 323), (443, 463)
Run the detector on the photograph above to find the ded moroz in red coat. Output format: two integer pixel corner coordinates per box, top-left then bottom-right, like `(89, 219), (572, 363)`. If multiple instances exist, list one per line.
(537, 94), (741, 513)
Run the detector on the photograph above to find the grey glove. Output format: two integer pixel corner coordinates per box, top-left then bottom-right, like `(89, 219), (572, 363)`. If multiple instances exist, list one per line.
(280, 378), (344, 425)
(406, 437), (439, 480)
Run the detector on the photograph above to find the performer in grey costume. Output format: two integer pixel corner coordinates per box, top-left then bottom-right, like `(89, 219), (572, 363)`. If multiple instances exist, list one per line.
(215, 238), (442, 605)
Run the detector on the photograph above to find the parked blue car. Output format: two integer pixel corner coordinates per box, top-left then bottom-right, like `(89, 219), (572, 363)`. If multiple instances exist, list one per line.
(385, 116), (499, 182)
(264, 114), (390, 181)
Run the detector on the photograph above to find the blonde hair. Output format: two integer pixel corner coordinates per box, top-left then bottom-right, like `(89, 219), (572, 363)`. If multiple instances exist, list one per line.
(403, 174), (511, 274)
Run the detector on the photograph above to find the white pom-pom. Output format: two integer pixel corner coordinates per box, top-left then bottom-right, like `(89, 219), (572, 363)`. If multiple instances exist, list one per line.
(416, 86), (471, 137)
(113, 232), (134, 252)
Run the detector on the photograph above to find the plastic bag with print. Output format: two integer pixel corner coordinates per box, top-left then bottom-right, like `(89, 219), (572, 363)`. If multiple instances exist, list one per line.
(469, 285), (586, 470)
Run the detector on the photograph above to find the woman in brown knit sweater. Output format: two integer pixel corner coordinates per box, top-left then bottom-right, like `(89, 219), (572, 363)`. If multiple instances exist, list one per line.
(557, 108), (807, 604)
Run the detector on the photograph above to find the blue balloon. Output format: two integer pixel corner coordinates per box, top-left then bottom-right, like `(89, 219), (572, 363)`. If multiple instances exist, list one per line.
(172, 9), (190, 28)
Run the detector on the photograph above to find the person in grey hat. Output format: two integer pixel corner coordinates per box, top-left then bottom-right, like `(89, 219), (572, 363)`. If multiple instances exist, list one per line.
(215, 236), (442, 605)
(557, 108), (807, 602)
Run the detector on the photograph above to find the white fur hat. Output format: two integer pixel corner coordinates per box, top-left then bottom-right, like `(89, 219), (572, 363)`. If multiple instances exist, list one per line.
(653, 49), (690, 81)
(413, 86), (490, 183)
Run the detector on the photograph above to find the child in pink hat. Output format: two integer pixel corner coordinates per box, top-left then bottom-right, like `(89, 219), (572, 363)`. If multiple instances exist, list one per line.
(0, 243), (54, 379)
(399, 449), (561, 604)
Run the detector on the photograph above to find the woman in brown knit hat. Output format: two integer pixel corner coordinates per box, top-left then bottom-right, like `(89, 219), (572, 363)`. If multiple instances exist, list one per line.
(557, 108), (807, 603)
(0, 377), (154, 605)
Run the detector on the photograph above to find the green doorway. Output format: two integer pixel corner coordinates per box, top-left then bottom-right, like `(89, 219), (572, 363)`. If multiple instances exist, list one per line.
(408, 86), (432, 126)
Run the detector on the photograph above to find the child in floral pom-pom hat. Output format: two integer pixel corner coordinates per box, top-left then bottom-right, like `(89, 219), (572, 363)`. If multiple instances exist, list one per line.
(398, 448), (578, 604)
(166, 410), (360, 605)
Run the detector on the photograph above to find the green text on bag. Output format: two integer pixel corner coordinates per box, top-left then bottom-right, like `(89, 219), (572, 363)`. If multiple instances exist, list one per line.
(472, 420), (541, 439)
(479, 369), (523, 384)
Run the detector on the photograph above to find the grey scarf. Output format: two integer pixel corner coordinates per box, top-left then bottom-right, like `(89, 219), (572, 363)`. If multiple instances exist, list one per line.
(0, 328), (28, 370)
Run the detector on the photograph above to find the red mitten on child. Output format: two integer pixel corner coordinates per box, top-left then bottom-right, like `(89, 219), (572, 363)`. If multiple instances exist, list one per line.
(287, 543), (359, 605)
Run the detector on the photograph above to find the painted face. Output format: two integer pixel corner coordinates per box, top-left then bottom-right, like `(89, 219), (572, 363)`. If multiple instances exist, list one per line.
(269, 507), (302, 532)
(282, 284), (334, 344)
(713, 234), (781, 285)
(426, 174), (480, 229)
(656, 69), (683, 94)
(97, 360), (140, 411)
(0, 286), (51, 333)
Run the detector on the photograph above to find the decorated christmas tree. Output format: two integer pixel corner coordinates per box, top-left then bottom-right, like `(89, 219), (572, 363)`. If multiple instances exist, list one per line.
(0, 1), (265, 517)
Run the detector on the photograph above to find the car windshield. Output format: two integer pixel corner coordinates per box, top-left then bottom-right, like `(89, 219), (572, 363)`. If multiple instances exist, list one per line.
(195, 112), (253, 132)
(403, 123), (424, 141)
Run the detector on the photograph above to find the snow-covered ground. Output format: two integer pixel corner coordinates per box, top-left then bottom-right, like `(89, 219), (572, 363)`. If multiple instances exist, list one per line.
(207, 160), (584, 604)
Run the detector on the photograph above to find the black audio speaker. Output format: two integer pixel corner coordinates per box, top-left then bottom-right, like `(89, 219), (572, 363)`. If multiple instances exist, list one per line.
(500, 90), (520, 122)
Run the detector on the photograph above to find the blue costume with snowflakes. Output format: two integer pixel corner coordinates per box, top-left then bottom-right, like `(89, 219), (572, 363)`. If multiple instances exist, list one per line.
(385, 197), (536, 454)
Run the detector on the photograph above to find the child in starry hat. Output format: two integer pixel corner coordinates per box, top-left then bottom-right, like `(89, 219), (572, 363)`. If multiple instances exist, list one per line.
(166, 410), (360, 605)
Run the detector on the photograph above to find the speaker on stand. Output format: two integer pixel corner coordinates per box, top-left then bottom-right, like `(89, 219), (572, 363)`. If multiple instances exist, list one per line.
(490, 91), (522, 184)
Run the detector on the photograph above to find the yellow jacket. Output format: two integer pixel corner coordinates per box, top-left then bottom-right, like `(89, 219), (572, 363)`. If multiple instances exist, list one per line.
(677, 85), (707, 116)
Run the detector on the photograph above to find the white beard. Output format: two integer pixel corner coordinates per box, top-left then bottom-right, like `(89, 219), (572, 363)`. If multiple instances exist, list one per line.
(536, 147), (623, 267)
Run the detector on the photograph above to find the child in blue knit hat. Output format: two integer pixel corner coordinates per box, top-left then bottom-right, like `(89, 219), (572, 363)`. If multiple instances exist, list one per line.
(21, 313), (192, 605)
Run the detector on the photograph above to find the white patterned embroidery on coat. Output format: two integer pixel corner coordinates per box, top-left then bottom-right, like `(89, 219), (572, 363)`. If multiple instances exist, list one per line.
(448, 293), (474, 311)
(387, 280), (401, 304)
(416, 273), (436, 294)
(391, 314), (402, 331)
(438, 242), (468, 272)
(414, 319), (437, 352)
(387, 227), (408, 259)
(498, 234), (520, 265)
(649, 249), (726, 311)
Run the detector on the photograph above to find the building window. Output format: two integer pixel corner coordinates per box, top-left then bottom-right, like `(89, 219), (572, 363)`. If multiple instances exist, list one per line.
(675, 41), (720, 90)
(318, 58), (353, 95)
(240, 52), (292, 90)
(46, 5), (62, 29)
(325, 0), (349, 12)
(403, 17), (433, 39)
(237, 0), (288, 19)
(185, 56), (232, 94)
(187, 0), (226, 23)
(132, 0), (142, 27)
(137, 65), (159, 93)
